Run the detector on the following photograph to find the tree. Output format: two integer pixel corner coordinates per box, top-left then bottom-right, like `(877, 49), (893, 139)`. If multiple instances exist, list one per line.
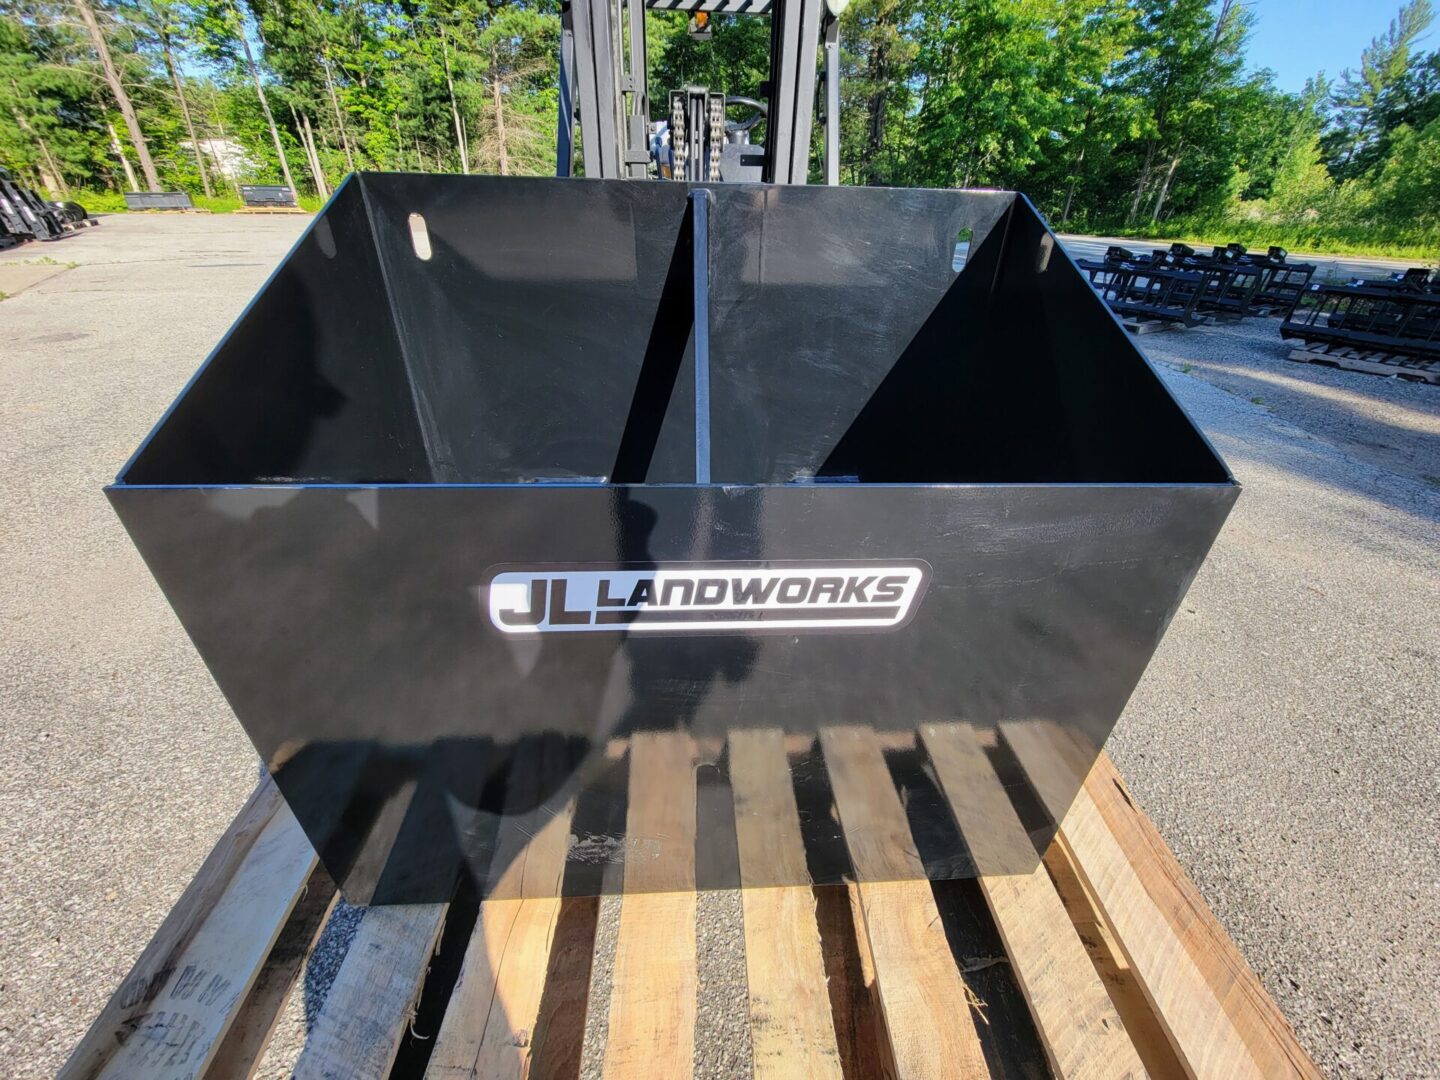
(73, 0), (160, 188)
(121, 0), (214, 194)
(0, 15), (110, 193)
(1108, 0), (1250, 226)
(840, 0), (915, 185)
(189, 0), (298, 193)
(1322, 0), (1433, 179)
(472, 6), (559, 175)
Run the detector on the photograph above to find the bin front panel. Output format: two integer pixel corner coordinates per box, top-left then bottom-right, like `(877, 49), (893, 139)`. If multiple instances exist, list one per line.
(110, 481), (1234, 902)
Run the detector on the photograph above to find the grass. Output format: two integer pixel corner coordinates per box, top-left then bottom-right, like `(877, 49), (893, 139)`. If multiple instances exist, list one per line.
(0, 255), (78, 269)
(1102, 218), (1440, 263)
(69, 188), (325, 215)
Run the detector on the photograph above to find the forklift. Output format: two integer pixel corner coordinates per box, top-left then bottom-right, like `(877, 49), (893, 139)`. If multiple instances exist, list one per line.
(555, 0), (846, 184)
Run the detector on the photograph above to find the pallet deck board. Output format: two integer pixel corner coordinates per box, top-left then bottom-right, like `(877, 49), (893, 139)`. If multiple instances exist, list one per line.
(67, 731), (1320, 1080)
(426, 741), (580, 1080)
(730, 730), (844, 1078)
(1082, 755), (1325, 1080)
(820, 727), (991, 1078)
(206, 863), (338, 1078)
(58, 778), (300, 1080)
(1286, 344), (1439, 384)
(292, 902), (449, 1080)
(1002, 721), (1320, 1080)
(922, 723), (1144, 1079)
(602, 732), (699, 1077)
(1042, 835), (1187, 1079)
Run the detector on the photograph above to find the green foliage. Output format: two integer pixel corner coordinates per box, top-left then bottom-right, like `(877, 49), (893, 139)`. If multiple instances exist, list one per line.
(1321, 0), (1432, 179)
(0, 0), (1437, 260)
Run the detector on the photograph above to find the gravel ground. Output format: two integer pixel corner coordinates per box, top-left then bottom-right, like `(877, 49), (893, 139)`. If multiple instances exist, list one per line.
(0, 215), (1436, 1078)
(1110, 319), (1440, 1079)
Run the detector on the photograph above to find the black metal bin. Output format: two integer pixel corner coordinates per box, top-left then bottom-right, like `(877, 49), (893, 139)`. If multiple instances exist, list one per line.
(109, 174), (1237, 903)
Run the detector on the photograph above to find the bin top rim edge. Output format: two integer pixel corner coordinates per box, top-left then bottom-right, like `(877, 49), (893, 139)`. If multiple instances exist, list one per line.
(107, 479), (1240, 493)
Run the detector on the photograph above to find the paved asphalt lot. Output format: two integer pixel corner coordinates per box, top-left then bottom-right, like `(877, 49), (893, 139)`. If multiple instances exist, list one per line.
(0, 214), (1436, 1077)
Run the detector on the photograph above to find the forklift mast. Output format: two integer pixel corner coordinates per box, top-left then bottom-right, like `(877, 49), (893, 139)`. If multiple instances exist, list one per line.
(556, 0), (843, 184)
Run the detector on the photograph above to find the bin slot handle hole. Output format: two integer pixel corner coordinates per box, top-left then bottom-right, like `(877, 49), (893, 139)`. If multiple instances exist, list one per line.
(408, 213), (432, 261)
(953, 227), (973, 272)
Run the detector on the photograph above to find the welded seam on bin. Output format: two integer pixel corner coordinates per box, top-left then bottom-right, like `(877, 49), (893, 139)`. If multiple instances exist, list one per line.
(985, 195), (1016, 307)
(356, 173), (456, 482)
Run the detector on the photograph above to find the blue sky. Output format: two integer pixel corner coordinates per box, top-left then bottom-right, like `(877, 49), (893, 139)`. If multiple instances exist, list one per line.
(1244, 0), (1433, 91)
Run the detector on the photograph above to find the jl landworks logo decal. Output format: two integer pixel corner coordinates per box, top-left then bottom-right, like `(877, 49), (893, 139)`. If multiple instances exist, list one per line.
(484, 562), (930, 635)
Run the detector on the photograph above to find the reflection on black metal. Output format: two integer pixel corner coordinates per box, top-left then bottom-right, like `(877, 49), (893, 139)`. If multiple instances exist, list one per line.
(107, 175), (1237, 904)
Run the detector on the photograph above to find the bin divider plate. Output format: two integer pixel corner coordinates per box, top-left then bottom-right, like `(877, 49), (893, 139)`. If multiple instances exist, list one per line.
(692, 188), (713, 484)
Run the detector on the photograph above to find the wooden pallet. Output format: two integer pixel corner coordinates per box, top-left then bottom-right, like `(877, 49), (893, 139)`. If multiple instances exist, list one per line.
(1122, 317), (1198, 335)
(1287, 343), (1440, 384)
(58, 723), (1320, 1080)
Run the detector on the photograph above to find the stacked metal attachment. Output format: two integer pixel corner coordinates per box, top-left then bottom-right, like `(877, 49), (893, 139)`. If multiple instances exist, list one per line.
(240, 184), (299, 208)
(123, 191), (196, 211)
(108, 175), (1237, 904)
(1281, 267), (1439, 376)
(0, 169), (90, 246)
(1078, 242), (1316, 329)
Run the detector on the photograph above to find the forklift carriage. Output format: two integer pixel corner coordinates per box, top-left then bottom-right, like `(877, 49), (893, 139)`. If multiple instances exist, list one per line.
(108, 174), (1237, 903)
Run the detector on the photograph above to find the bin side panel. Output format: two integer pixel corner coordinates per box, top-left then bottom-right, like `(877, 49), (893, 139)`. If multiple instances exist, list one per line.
(109, 481), (1235, 903)
(706, 185), (1014, 485)
(360, 175), (699, 484)
(821, 198), (1231, 485)
(988, 198), (1230, 484)
(122, 179), (430, 486)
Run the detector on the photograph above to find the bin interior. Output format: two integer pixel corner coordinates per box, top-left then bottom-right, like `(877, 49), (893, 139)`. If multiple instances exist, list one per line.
(119, 174), (1230, 490)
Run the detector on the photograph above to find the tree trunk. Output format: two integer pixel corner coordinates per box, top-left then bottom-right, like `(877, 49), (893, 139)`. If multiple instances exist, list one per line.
(1061, 146), (1085, 226)
(303, 112), (329, 197)
(322, 56), (356, 173)
(1126, 142), (1156, 227)
(863, 30), (892, 185)
(34, 132), (66, 195)
(289, 103), (325, 197)
(75, 0), (160, 190)
(11, 103), (67, 194)
(1150, 144), (1183, 222)
(442, 28), (469, 173)
(207, 98), (242, 194)
(861, 0), (908, 185)
(160, 35), (212, 197)
(107, 120), (139, 191)
(490, 45), (508, 176)
(239, 31), (298, 195)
